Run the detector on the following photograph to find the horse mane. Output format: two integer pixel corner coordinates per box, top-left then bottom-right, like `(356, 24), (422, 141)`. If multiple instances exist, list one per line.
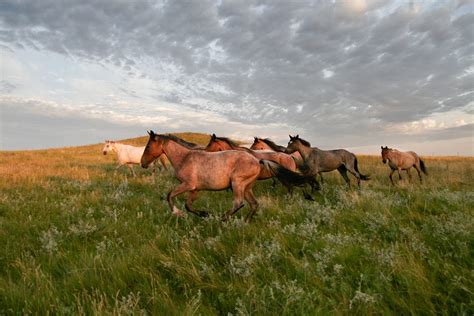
(214, 136), (240, 148)
(260, 138), (287, 152)
(298, 138), (311, 147)
(158, 134), (200, 149)
(213, 136), (257, 154)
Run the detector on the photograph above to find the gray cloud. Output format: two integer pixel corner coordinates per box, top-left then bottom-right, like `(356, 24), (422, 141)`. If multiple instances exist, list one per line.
(0, 0), (473, 152)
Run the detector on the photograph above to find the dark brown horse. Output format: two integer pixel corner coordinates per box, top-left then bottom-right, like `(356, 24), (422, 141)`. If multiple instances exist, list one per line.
(141, 131), (261, 221)
(205, 134), (318, 194)
(286, 135), (370, 188)
(381, 146), (427, 184)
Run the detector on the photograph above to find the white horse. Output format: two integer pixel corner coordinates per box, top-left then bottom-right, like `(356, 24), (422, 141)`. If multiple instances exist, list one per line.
(102, 140), (167, 176)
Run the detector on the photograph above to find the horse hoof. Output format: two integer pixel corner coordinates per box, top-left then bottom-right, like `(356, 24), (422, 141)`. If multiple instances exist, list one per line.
(199, 211), (209, 218)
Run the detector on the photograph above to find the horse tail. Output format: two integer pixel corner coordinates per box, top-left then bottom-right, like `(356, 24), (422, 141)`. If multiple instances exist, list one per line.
(260, 160), (319, 190)
(420, 159), (428, 175)
(354, 157), (370, 180)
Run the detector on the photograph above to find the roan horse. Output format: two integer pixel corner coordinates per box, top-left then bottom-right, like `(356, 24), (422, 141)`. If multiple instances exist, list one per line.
(205, 134), (318, 194)
(103, 140), (167, 176)
(381, 146), (427, 184)
(141, 131), (261, 222)
(285, 135), (370, 188)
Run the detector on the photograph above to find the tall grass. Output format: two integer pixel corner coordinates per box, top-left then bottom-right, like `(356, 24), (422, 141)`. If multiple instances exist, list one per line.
(0, 134), (472, 314)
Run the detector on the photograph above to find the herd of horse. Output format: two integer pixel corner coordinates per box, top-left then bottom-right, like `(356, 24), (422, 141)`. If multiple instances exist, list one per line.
(102, 132), (428, 221)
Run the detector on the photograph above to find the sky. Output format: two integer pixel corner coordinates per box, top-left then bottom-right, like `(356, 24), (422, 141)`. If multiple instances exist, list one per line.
(0, 0), (473, 155)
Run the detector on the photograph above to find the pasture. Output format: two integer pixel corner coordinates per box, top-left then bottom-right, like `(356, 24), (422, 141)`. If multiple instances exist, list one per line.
(0, 133), (472, 315)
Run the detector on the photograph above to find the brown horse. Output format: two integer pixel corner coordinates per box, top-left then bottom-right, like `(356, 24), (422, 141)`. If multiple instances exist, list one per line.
(206, 134), (297, 178)
(381, 146), (427, 184)
(206, 134), (318, 194)
(250, 137), (324, 182)
(286, 135), (370, 188)
(141, 131), (261, 221)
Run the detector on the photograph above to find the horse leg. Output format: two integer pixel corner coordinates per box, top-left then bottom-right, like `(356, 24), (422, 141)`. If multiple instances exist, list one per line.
(127, 164), (136, 177)
(285, 183), (293, 196)
(272, 178), (278, 188)
(337, 165), (351, 188)
(244, 185), (259, 222)
(167, 182), (194, 217)
(406, 168), (412, 182)
(413, 164), (423, 183)
(389, 169), (395, 185)
(185, 190), (209, 218)
(319, 172), (324, 184)
(222, 181), (245, 221)
(311, 176), (320, 192)
(345, 164), (362, 188)
(397, 168), (402, 180)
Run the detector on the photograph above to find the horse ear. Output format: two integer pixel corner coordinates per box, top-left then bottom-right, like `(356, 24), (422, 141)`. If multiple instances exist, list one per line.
(254, 137), (258, 141)
(296, 134), (299, 139)
(381, 146), (383, 149)
(211, 133), (216, 140)
(289, 134), (293, 140)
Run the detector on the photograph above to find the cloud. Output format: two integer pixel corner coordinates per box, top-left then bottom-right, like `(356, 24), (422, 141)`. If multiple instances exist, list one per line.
(0, 0), (472, 153)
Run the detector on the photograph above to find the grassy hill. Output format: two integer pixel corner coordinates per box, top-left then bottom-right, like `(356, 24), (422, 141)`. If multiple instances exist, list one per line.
(0, 134), (472, 314)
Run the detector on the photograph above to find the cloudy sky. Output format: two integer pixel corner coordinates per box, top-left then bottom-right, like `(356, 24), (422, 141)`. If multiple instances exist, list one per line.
(1, 0), (473, 155)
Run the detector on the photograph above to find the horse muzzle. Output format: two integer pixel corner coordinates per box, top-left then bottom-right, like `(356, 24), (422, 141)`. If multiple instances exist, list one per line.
(103, 151), (107, 155)
(141, 162), (149, 169)
(382, 159), (386, 164)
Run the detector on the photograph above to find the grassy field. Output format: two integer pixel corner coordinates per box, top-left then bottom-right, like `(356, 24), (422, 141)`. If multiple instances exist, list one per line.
(0, 133), (473, 315)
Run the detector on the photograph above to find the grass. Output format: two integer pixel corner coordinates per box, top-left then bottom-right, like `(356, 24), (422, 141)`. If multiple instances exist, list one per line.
(0, 133), (473, 315)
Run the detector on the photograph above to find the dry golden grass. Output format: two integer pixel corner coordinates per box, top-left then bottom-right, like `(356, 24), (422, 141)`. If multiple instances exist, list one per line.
(0, 132), (214, 188)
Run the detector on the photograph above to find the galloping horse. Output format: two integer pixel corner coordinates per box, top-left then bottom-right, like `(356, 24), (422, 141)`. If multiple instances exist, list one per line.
(141, 131), (261, 222)
(205, 134), (297, 179)
(251, 137), (324, 182)
(205, 134), (318, 194)
(286, 135), (370, 188)
(102, 140), (167, 176)
(381, 146), (427, 184)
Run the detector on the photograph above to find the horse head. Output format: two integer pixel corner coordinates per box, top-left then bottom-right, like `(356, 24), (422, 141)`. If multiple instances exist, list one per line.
(141, 131), (163, 168)
(250, 137), (265, 150)
(102, 140), (115, 155)
(381, 146), (390, 163)
(205, 134), (232, 152)
(286, 134), (306, 154)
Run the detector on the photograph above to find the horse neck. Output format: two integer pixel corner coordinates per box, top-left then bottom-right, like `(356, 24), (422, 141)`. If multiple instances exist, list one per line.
(387, 150), (399, 163)
(110, 143), (122, 153)
(162, 140), (191, 168)
(296, 144), (312, 160)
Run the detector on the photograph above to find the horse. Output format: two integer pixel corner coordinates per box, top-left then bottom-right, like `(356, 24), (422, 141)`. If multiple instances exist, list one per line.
(381, 146), (427, 184)
(285, 135), (370, 188)
(140, 131), (262, 222)
(102, 140), (168, 176)
(205, 134), (318, 194)
(250, 137), (324, 183)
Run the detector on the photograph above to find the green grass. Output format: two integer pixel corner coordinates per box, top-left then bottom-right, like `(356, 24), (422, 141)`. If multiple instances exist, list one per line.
(0, 134), (473, 314)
